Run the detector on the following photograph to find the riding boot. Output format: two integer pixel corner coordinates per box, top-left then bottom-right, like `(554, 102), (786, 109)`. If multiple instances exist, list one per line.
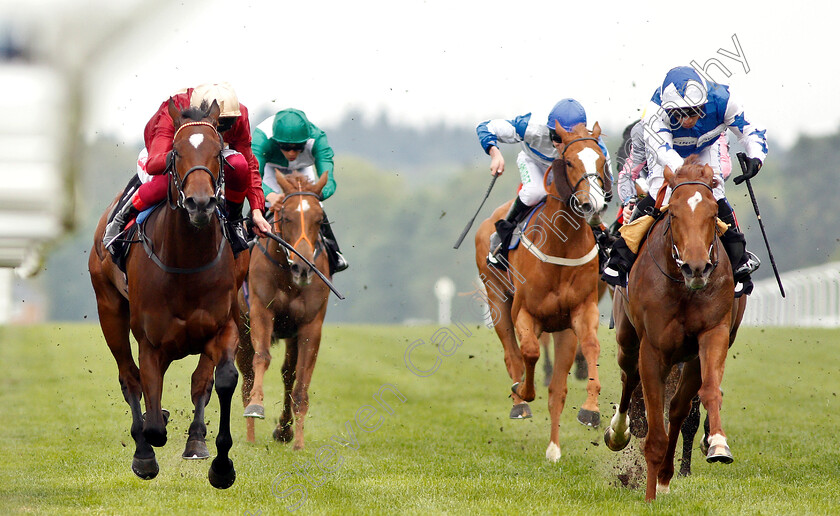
(488, 197), (531, 269)
(321, 211), (348, 274)
(600, 194), (655, 287)
(717, 199), (760, 297)
(103, 202), (140, 253)
(225, 201), (250, 256)
(592, 224), (615, 274)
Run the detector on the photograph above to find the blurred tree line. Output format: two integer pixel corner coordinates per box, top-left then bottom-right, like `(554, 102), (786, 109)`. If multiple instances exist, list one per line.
(41, 112), (840, 322)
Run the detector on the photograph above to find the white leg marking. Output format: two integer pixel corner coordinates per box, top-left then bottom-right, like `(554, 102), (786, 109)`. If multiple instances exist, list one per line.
(708, 433), (727, 448)
(656, 481), (671, 495)
(545, 441), (562, 462)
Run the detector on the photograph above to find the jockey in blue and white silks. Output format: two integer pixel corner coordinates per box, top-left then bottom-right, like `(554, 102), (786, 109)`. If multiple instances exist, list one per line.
(476, 99), (612, 268)
(602, 66), (766, 297)
(641, 66), (767, 204)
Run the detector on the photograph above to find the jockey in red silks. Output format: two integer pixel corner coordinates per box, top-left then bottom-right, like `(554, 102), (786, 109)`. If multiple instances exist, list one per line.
(103, 82), (271, 255)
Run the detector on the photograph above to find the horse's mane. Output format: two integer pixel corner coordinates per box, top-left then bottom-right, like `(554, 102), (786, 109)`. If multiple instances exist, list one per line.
(567, 123), (591, 138)
(674, 155), (713, 185)
(282, 172), (323, 194)
(180, 101), (215, 123)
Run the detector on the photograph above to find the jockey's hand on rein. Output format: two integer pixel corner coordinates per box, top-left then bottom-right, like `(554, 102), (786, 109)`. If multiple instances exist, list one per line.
(733, 157), (762, 185)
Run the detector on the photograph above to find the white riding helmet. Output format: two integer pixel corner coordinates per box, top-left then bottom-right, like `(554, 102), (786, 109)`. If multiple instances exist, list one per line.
(660, 66), (707, 110)
(190, 82), (241, 117)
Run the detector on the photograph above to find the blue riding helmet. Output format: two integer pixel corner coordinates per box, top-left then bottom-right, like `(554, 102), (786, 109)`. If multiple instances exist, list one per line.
(660, 66), (708, 109)
(547, 98), (587, 131)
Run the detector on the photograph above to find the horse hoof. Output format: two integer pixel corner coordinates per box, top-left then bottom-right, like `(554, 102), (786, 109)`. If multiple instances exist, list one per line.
(577, 408), (601, 428)
(604, 427), (631, 452)
(706, 443), (734, 464)
(273, 425), (293, 442)
(244, 404), (265, 419)
(208, 458), (236, 489)
(131, 456), (159, 480)
(509, 403), (532, 419)
(182, 439), (210, 460)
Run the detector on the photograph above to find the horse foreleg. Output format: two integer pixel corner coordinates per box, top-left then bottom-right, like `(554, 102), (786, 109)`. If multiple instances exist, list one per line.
(290, 319), (324, 451)
(138, 342), (169, 449)
(545, 329), (576, 462)
(244, 300), (273, 419)
(698, 325), (733, 464)
(660, 358), (702, 491)
(274, 338), (299, 443)
(639, 339), (669, 502)
(513, 309), (541, 403)
(183, 354), (214, 459)
(208, 321), (239, 489)
(571, 300), (602, 427)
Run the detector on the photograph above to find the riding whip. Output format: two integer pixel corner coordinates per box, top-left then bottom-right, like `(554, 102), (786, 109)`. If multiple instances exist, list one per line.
(735, 152), (785, 297)
(264, 231), (346, 300)
(453, 174), (499, 249)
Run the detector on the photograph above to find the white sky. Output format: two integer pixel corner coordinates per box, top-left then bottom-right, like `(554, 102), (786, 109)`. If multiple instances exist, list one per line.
(41, 0), (840, 149)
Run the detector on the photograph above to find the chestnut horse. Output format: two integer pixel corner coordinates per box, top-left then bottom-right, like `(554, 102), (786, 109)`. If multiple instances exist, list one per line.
(475, 122), (610, 462)
(604, 158), (746, 501)
(237, 170), (331, 450)
(88, 100), (246, 488)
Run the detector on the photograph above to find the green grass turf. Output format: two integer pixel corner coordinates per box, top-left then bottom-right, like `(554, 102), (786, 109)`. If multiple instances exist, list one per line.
(1, 323), (838, 515)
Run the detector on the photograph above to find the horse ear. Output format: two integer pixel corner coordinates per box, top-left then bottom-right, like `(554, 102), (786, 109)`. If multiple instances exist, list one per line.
(664, 165), (676, 188)
(554, 120), (571, 143)
(702, 163), (715, 183)
(167, 97), (180, 125)
(274, 167), (294, 194)
(314, 170), (330, 196)
(591, 121), (601, 139)
(207, 100), (221, 124)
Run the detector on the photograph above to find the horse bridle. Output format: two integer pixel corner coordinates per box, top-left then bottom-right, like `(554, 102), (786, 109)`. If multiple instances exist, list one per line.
(550, 136), (613, 205)
(266, 189), (324, 265)
(649, 180), (721, 283)
(167, 121), (226, 210)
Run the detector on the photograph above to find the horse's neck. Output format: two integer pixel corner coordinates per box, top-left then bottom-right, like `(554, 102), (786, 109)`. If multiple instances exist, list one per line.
(156, 208), (224, 263)
(537, 198), (593, 252)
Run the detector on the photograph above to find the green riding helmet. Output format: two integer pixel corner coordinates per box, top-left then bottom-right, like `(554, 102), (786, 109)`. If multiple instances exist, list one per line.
(271, 109), (311, 144)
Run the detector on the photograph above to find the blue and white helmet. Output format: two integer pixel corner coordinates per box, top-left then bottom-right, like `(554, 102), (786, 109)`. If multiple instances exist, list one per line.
(660, 66), (708, 109)
(547, 98), (587, 131)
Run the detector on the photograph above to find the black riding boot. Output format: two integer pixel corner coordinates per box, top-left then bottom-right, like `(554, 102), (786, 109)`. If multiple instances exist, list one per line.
(488, 197), (531, 269)
(592, 224), (615, 274)
(103, 202), (140, 253)
(225, 201), (250, 256)
(717, 199), (760, 297)
(321, 212), (348, 274)
(601, 194), (656, 287)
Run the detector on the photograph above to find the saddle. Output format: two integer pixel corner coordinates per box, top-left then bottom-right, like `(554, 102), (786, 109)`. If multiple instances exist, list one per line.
(109, 204), (161, 274)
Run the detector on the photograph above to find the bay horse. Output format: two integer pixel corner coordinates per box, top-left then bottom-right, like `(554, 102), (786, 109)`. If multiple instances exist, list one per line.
(237, 170), (331, 450)
(88, 99), (246, 488)
(475, 122), (610, 462)
(604, 157), (746, 501)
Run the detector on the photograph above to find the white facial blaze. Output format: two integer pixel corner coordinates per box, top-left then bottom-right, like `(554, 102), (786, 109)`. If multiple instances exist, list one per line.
(576, 147), (605, 209)
(297, 199), (311, 213)
(189, 133), (204, 149)
(687, 191), (703, 212)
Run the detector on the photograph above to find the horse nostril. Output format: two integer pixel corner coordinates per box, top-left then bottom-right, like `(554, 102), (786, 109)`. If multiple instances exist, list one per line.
(680, 263), (693, 277)
(703, 262), (714, 276)
(184, 198), (198, 212)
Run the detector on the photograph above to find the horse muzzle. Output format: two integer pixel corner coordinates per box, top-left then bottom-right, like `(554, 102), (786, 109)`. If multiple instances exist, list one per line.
(680, 261), (714, 290)
(184, 195), (217, 228)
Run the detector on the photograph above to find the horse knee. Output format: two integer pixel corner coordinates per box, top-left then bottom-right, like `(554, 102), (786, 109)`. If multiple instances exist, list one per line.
(215, 361), (238, 395)
(254, 351), (271, 367)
